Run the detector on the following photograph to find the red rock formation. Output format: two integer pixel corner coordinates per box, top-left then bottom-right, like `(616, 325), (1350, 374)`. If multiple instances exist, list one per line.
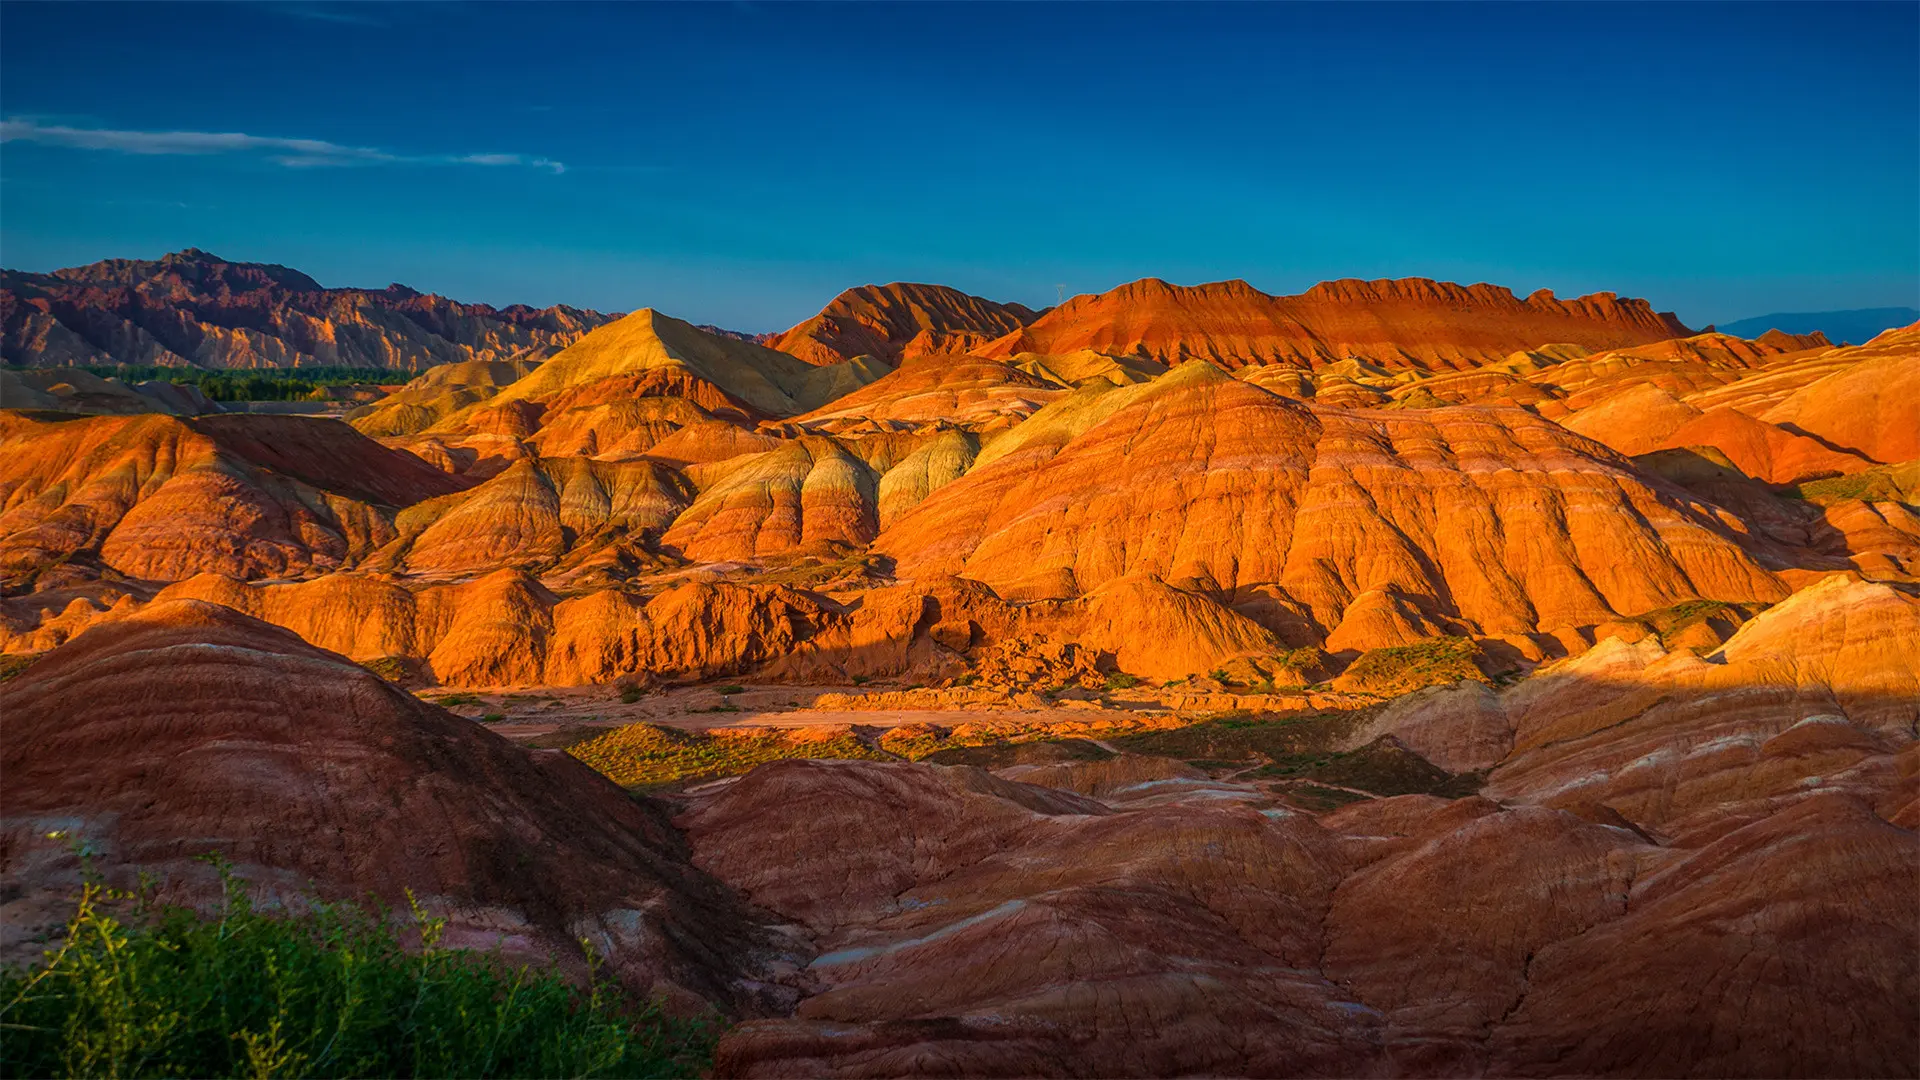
(767, 283), (1039, 366)
(0, 411), (464, 585)
(0, 599), (785, 1010)
(978, 277), (1690, 371)
(876, 363), (1787, 647)
(790, 355), (1063, 432)
(1, 249), (613, 370)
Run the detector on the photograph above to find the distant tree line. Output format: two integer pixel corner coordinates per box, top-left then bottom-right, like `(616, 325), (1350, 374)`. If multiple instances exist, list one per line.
(77, 365), (411, 402)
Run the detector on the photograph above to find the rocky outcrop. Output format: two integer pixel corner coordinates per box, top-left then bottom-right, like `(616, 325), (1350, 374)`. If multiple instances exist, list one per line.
(1, 249), (613, 371)
(0, 411), (464, 585)
(790, 355), (1063, 433)
(876, 362), (1788, 646)
(977, 277), (1690, 371)
(767, 283), (1040, 366)
(0, 600), (786, 1011)
(345, 357), (544, 437)
(469, 308), (887, 421)
(688, 750), (1915, 1077)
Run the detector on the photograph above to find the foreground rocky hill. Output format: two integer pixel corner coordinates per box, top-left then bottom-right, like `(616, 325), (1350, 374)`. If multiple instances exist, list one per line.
(4, 562), (1911, 1078)
(1, 248), (614, 370)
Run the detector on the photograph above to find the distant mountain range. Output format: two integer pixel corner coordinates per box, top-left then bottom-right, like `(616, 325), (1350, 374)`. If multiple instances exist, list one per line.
(1716, 307), (1919, 347)
(1, 249), (617, 371)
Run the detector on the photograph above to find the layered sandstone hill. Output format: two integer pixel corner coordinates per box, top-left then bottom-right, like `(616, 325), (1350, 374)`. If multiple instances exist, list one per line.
(1356, 325), (1917, 486)
(787, 355), (1064, 434)
(0, 599), (791, 1011)
(344, 357), (545, 437)
(875, 362), (1788, 644)
(686, 572), (1917, 1077)
(406, 309), (890, 452)
(1, 249), (614, 371)
(766, 283), (1040, 366)
(976, 276), (1691, 370)
(0, 410), (465, 587)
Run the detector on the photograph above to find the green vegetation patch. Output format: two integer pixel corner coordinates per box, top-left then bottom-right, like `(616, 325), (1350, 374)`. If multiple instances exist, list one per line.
(1786, 461), (1919, 507)
(1337, 637), (1484, 697)
(0, 652), (43, 684)
(74, 364), (411, 402)
(568, 722), (885, 788)
(359, 656), (412, 683)
(1105, 709), (1371, 765)
(1253, 736), (1482, 798)
(1628, 598), (1760, 649)
(0, 864), (714, 1079)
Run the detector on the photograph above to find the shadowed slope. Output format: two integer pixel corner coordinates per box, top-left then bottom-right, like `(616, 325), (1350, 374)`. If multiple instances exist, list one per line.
(0, 599), (788, 1011)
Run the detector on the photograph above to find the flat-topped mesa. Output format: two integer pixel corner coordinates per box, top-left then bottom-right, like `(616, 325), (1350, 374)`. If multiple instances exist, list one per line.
(768, 282), (1042, 366)
(1, 248), (614, 370)
(977, 276), (1692, 372)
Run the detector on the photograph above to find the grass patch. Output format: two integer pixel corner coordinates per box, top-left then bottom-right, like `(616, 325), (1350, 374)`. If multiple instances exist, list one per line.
(1629, 599), (1758, 649)
(568, 723), (886, 787)
(1106, 710), (1371, 764)
(0, 652), (43, 684)
(429, 693), (482, 708)
(360, 656), (411, 683)
(480, 713), (507, 724)
(714, 685), (745, 696)
(1253, 736), (1480, 797)
(1786, 461), (1918, 506)
(1336, 637), (1484, 697)
(0, 862), (714, 1079)
(619, 686), (645, 705)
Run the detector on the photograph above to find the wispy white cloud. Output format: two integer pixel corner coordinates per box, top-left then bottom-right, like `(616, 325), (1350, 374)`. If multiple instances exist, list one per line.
(0, 119), (565, 174)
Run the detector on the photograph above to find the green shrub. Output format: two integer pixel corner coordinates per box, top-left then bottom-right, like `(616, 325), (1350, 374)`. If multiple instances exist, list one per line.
(0, 863), (714, 1078)
(1102, 672), (1139, 691)
(480, 713), (506, 724)
(569, 722), (885, 788)
(360, 657), (410, 683)
(714, 685), (745, 696)
(73, 364), (413, 403)
(1336, 637), (1483, 697)
(0, 652), (42, 684)
(618, 686), (644, 705)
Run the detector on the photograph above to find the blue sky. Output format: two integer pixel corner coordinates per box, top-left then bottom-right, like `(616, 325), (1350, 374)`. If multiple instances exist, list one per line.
(2, 1), (1914, 331)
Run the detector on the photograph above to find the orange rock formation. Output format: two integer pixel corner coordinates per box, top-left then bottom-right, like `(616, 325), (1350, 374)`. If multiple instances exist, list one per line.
(978, 276), (1691, 370)
(767, 282), (1040, 365)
